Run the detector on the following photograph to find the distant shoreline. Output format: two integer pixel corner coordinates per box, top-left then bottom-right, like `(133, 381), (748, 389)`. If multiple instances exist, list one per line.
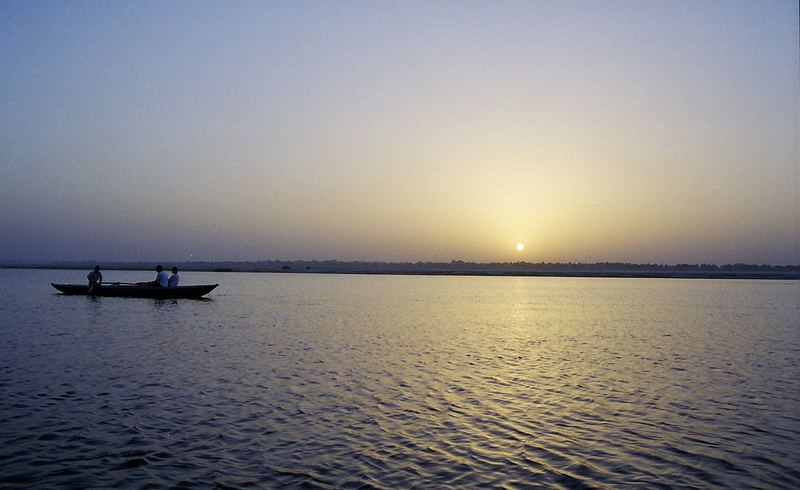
(2, 261), (799, 280)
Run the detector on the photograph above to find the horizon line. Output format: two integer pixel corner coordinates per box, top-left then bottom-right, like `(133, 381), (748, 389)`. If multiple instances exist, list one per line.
(2, 259), (799, 268)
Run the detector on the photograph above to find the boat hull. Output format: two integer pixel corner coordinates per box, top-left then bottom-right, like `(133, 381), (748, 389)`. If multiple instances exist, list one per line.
(51, 283), (218, 299)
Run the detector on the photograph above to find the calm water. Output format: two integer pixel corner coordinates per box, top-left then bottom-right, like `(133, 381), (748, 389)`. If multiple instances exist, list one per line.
(0, 269), (798, 488)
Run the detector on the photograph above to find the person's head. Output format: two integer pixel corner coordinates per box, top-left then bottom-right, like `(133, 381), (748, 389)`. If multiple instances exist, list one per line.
(94, 265), (101, 272)
(171, 267), (178, 274)
(156, 265), (163, 272)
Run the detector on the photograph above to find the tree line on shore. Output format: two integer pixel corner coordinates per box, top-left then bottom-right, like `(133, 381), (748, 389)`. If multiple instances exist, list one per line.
(3, 259), (798, 275)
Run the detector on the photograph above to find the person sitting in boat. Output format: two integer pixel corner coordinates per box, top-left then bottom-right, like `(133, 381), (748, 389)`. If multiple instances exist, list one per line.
(87, 266), (102, 288)
(149, 265), (169, 287)
(169, 267), (180, 287)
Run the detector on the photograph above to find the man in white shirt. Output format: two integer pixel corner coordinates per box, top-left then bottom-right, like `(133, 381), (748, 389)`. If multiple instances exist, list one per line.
(169, 267), (180, 287)
(151, 265), (169, 287)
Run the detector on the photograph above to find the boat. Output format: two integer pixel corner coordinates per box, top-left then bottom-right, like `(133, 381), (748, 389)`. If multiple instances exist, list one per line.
(51, 282), (219, 299)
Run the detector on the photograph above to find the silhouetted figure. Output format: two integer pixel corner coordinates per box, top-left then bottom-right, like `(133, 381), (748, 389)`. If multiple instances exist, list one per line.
(150, 265), (169, 287)
(169, 267), (180, 287)
(87, 266), (102, 292)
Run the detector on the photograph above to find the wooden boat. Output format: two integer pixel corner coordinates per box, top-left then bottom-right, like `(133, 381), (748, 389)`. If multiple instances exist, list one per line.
(51, 282), (219, 299)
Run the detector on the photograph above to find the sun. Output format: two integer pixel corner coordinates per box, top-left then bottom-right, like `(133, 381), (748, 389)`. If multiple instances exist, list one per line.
(516, 243), (525, 252)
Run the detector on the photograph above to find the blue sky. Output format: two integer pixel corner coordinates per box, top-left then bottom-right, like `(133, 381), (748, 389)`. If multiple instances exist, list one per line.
(1, 1), (798, 263)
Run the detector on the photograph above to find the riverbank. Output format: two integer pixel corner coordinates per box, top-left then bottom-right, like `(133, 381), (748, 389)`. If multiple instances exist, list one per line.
(3, 261), (799, 280)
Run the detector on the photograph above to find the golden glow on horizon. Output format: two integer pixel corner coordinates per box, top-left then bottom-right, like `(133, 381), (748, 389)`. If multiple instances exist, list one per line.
(0, 3), (795, 265)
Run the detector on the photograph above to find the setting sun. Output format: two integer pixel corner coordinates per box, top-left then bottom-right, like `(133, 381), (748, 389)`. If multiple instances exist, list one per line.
(516, 243), (525, 252)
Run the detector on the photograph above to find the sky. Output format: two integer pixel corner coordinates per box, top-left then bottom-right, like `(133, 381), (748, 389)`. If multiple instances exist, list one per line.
(1, 0), (798, 264)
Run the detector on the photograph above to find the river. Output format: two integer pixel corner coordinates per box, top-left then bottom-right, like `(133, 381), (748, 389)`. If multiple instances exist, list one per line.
(0, 269), (797, 488)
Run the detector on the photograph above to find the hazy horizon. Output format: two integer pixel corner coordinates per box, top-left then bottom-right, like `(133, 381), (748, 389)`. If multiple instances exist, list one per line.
(4, 258), (800, 270)
(2, 1), (798, 265)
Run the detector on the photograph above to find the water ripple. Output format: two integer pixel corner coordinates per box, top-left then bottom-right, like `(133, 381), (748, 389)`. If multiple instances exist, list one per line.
(0, 271), (798, 487)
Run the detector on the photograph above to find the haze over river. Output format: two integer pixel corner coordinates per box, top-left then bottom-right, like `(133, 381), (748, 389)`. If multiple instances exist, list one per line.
(1, 269), (798, 488)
